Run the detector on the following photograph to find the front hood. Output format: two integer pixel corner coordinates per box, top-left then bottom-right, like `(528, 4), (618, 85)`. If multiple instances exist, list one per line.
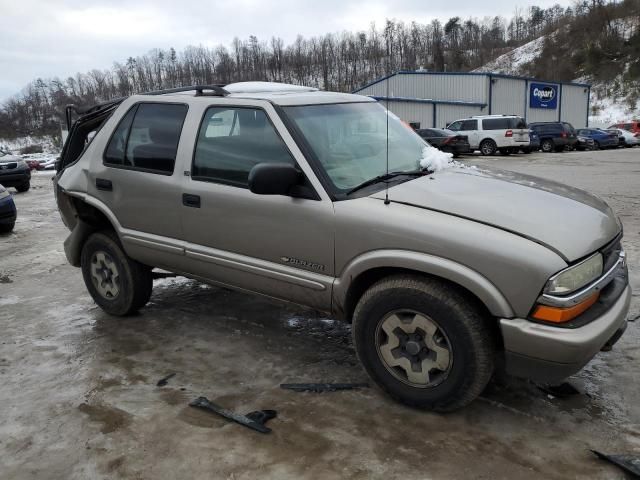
(372, 167), (620, 262)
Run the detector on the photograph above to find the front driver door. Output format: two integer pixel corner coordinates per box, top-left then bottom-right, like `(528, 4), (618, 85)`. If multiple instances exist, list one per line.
(178, 101), (335, 311)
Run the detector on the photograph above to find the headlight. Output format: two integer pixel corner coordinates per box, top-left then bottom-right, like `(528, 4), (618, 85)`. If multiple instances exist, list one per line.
(544, 253), (603, 295)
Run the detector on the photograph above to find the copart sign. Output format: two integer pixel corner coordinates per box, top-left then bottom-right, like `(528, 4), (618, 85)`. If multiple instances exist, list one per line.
(530, 83), (558, 109)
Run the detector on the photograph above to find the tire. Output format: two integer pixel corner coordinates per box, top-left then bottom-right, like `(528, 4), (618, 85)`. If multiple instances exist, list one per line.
(0, 222), (15, 233)
(352, 274), (495, 412)
(480, 139), (497, 156)
(541, 139), (554, 153)
(80, 231), (153, 316)
(15, 182), (30, 193)
(594, 141), (600, 150)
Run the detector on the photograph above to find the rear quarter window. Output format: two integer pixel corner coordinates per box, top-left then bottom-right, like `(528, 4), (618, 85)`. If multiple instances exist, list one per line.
(482, 118), (511, 130)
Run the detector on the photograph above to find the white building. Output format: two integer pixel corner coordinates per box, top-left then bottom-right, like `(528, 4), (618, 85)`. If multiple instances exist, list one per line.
(353, 71), (591, 129)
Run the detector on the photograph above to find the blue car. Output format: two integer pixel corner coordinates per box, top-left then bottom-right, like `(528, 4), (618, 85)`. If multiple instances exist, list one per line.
(577, 128), (619, 149)
(0, 185), (17, 233)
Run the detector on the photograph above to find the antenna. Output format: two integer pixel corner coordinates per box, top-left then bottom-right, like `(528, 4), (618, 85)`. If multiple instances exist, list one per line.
(384, 34), (391, 205)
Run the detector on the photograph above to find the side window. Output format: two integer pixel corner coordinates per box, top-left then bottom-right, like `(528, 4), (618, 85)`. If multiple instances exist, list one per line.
(104, 103), (187, 174)
(482, 118), (510, 130)
(447, 121), (462, 131)
(104, 108), (136, 165)
(192, 107), (295, 188)
(418, 129), (434, 138)
(461, 120), (478, 131)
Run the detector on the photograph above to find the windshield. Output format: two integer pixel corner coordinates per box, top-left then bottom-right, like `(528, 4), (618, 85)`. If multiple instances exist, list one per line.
(283, 102), (428, 192)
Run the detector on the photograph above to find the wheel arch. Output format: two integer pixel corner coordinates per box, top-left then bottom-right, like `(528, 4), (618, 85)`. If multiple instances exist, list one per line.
(62, 193), (120, 267)
(333, 250), (514, 323)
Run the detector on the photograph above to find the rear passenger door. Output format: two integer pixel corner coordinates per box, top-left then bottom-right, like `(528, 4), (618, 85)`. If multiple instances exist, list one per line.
(178, 102), (335, 311)
(94, 101), (188, 241)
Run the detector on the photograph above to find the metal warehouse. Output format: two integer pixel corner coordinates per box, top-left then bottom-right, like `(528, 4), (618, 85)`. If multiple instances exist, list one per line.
(353, 71), (591, 129)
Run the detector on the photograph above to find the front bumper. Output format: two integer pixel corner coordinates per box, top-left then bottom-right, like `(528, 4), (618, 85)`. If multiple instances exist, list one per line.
(500, 284), (631, 383)
(0, 195), (17, 225)
(0, 170), (30, 187)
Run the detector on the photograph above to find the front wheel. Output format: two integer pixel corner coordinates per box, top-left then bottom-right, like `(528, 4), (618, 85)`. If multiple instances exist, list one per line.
(81, 231), (153, 316)
(0, 222), (15, 233)
(352, 275), (495, 412)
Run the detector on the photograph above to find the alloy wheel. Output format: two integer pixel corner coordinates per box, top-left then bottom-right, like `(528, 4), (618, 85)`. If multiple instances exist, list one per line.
(375, 310), (452, 388)
(90, 251), (120, 299)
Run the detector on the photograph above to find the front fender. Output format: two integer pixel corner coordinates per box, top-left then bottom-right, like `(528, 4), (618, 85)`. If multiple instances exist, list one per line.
(333, 249), (515, 319)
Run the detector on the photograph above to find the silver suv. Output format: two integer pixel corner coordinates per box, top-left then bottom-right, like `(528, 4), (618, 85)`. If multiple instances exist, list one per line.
(55, 83), (630, 411)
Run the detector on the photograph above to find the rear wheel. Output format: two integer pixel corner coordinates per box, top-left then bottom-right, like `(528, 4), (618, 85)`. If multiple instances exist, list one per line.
(352, 275), (495, 412)
(15, 182), (30, 193)
(480, 139), (497, 156)
(81, 231), (153, 316)
(541, 139), (554, 153)
(594, 141), (601, 150)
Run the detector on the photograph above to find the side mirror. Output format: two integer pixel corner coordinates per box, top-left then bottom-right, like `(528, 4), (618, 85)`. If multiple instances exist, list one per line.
(248, 163), (301, 196)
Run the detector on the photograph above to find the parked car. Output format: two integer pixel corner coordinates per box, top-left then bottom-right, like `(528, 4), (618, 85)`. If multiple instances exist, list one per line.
(529, 122), (578, 152)
(576, 128), (619, 149)
(521, 129), (540, 153)
(446, 115), (529, 156)
(0, 184), (17, 233)
(415, 128), (470, 157)
(606, 128), (639, 147)
(54, 82), (630, 412)
(575, 135), (595, 151)
(608, 121), (640, 136)
(26, 159), (44, 170)
(0, 151), (31, 192)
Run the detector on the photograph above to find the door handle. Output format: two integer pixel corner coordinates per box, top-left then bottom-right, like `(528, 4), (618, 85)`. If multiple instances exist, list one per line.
(96, 178), (112, 191)
(182, 193), (201, 208)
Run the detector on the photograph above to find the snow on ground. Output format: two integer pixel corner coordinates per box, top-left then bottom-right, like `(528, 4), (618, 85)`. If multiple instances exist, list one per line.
(474, 36), (546, 76)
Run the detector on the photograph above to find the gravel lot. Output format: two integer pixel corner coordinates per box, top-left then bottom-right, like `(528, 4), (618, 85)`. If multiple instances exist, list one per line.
(1, 148), (639, 480)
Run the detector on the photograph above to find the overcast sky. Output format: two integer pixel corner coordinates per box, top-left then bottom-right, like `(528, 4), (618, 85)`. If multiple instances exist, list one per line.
(1, 0), (570, 100)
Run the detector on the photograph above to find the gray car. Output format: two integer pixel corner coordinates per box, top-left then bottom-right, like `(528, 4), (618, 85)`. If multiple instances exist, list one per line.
(54, 83), (630, 411)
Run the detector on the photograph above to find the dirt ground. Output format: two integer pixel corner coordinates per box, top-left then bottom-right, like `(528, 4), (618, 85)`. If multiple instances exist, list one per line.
(1, 148), (639, 480)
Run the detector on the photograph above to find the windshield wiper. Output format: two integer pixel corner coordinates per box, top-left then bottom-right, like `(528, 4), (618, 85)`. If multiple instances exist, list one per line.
(346, 169), (428, 196)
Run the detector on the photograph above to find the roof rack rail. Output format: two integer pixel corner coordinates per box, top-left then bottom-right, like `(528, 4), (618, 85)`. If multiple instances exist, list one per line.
(141, 85), (230, 97)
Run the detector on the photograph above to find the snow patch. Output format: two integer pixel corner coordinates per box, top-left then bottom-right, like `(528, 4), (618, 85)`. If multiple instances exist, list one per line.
(224, 82), (318, 94)
(419, 146), (454, 171)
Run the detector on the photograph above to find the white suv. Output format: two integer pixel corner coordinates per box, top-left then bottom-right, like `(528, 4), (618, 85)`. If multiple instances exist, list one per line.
(446, 115), (530, 156)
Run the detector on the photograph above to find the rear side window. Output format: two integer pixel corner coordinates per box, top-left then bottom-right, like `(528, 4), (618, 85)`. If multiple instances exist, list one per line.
(104, 103), (188, 174)
(482, 118), (510, 130)
(192, 107), (295, 188)
(511, 117), (527, 129)
(417, 129), (434, 138)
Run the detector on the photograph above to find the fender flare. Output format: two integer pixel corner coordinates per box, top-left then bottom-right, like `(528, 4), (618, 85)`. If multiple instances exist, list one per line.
(62, 192), (124, 267)
(333, 249), (515, 318)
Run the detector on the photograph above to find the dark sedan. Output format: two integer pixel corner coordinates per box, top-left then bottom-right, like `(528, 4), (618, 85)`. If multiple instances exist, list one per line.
(0, 185), (17, 233)
(416, 128), (470, 157)
(0, 151), (31, 192)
